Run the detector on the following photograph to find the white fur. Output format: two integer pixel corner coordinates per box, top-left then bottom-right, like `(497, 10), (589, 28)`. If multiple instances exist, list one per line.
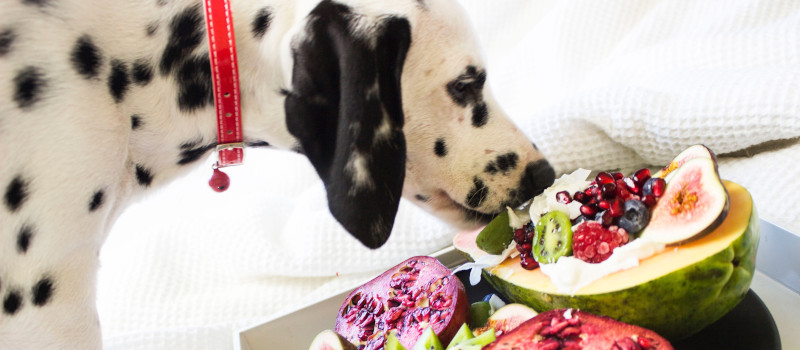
(0, 0), (546, 348)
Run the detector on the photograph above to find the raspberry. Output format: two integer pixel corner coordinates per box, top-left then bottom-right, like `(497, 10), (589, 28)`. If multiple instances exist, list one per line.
(571, 222), (629, 263)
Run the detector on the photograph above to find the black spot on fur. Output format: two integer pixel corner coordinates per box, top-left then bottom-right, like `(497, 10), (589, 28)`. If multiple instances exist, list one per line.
(472, 103), (488, 128)
(131, 114), (142, 130)
(13, 66), (46, 109)
(135, 164), (153, 186)
(88, 190), (104, 211)
(5, 175), (28, 212)
(16, 225), (33, 253)
(132, 59), (153, 86)
(246, 140), (271, 148)
(495, 152), (518, 173)
(176, 55), (213, 112)
(414, 194), (430, 202)
(22, 0), (49, 7)
(71, 35), (102, 79)
(446, 65), (486, 107)
(466, 177), (488, 208)
(177, 140), (215, 165)
(3, 291), (22, 315)
(108, 59), (129, 103)
(434, 138), (447, 157)
(160, 5), (204, 75)
(32, 277), (53, 306)
(0, 28), (15, 56)
(146, 21), (159, 36)
(252, 7), (273, 39)
(484, 163), (498, 175)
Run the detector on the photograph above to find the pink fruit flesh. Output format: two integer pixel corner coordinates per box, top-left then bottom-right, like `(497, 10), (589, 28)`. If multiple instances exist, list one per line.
(484, 309), (674, 350)
(335, 256), (468, 350)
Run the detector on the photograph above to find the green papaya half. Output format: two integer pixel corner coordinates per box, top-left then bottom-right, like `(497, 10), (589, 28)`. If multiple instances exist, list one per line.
(453, 181), (758, 340)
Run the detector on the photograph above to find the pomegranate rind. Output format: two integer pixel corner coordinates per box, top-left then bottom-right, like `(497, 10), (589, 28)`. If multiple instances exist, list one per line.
(453, 182), (758, 340)
(334, 256), (469, 349)
(640, 158), (730, 245)
(484, 309), (673, 350)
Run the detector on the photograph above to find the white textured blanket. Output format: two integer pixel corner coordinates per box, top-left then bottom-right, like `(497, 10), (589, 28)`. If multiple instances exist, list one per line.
(98, 1), (800, 348)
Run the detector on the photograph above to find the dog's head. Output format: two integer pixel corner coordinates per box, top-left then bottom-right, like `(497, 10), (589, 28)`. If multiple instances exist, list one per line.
(284, 0), (555, 248)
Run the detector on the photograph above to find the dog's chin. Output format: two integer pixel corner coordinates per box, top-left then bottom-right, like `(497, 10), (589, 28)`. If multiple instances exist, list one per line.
(426, 190), (499, 230)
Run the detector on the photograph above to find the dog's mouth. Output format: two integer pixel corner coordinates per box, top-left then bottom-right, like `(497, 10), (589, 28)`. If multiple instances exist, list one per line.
(432, 189), (498, 226)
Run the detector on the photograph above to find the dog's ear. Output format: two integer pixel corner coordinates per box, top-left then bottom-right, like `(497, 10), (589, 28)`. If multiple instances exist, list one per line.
(284, 2), (411, 248)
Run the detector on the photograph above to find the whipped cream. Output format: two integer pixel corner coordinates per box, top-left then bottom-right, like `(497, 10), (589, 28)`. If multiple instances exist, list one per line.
(539, 236), (665, 295)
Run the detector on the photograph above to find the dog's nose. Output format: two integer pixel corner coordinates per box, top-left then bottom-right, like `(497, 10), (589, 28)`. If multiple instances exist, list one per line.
(517, 159), (556, 204)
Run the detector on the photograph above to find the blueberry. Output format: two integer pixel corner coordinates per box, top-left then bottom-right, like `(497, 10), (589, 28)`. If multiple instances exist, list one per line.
(618, 200), (650, 235)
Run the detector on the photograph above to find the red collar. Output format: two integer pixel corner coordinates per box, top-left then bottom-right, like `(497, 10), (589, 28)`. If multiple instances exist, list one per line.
(203, 0), (243, 192)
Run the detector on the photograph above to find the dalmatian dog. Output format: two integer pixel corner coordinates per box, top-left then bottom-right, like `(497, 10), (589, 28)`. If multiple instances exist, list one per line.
(0, 0), (555, 347)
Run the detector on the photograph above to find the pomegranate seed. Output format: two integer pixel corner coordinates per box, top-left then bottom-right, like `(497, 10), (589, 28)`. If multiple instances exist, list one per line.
(595, 210), (613, 226)
(580, 205), (597, 216)
(598, 200), (611, 210)
(609, 199), (624, 218)
(513, 228), (525, 244)
(601, 182), (616, 199)
(633, 168), (651, 187)
(595, 172), (615, 185)
(623, 177), (640, 195)
(638, 336), (653, 348)
(520, 255), (539, 270)
(611, 172), (624, 180)
(573, 191), (589, 204)
(556, 190), (572, 204)
(560, 326), (581, 337)
(651, 178), (667, 197)
(643, 194), (657, 207)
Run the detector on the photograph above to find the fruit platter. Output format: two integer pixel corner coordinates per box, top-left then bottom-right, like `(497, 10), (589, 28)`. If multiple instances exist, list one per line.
(235, 145), (782, 350)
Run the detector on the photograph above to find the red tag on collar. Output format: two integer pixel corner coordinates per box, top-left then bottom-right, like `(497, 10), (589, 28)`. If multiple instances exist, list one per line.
(203, 0), (243, 191)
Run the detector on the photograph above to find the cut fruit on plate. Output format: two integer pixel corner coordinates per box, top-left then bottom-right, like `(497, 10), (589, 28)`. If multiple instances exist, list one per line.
(453, 181), (758, 340)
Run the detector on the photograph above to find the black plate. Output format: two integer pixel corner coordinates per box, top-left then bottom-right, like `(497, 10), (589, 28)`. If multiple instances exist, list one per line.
(454, 270), (781, 350)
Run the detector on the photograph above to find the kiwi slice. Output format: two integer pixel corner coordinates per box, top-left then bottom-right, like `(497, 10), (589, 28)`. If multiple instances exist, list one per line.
(532, 211), (573, 263)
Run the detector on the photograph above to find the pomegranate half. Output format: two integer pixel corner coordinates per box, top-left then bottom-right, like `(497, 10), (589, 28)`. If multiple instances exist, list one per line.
(334, 256), (468, 350)
(485, 309), (673, 350)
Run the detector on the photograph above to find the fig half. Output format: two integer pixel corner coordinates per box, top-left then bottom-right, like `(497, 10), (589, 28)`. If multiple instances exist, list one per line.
(335, 256), (468, 350)
(308, 330), (358, 350)
(640, 157), (729, 245)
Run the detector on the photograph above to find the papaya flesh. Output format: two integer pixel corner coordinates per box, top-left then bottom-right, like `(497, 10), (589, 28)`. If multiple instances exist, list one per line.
(453, 181), (758, 340)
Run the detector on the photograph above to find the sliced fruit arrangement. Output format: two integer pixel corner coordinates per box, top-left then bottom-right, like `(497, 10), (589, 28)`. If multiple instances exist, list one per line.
(454, 145), (760, 340)
(334, 256), (469, 350)
(484, 309), (673, 350)
(312, 304), (673, 349)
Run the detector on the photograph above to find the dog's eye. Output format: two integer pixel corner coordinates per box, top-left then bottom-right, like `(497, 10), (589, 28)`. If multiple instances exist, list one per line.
(453, 81), (469, 92)
(447, 67), (486, 106)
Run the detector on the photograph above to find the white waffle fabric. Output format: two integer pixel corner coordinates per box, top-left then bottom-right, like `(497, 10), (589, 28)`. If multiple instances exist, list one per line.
(98, 1), (800, 349)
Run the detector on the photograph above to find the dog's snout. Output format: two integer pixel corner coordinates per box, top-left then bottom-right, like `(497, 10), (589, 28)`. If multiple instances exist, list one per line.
(518, 159), (556, 202)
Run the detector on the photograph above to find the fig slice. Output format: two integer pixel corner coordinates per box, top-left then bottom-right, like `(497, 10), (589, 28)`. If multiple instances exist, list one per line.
(484, 309), (674, 350)
(640, 157), (729, 245)
(474, 303), (538, 336)
(308, 330), (358, 350)
(335, 256), (468, 350)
